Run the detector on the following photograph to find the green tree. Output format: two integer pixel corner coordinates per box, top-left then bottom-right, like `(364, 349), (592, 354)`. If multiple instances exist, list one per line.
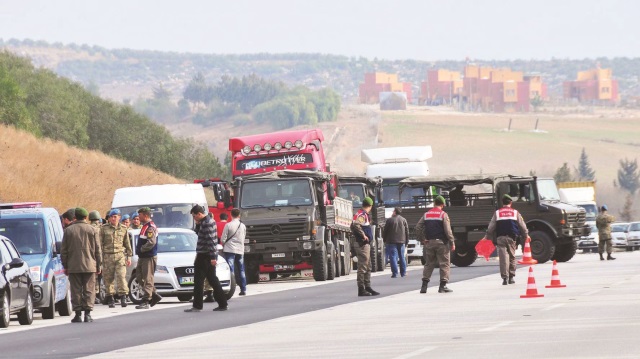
(577, 148), (595, 181)
(530, 94), (543, 112)
(616, 158), (640, 194)
(554, 162), (574, 183)
(619, 194), (634, 222)
(183, 72), (211, 107)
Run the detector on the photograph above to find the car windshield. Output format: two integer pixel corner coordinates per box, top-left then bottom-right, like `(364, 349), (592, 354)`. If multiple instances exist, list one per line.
(135, 231), (197, 253)
(116, 204), (194, 229)
(0, 218), (46, 255)
(611, 223), (629, 232)
(629, 223), (640, 231)
(537, 179), (561, 201)
(385, 184), (425, 206)
(240, 179), (312, 208)
(339, 184), (366, 207)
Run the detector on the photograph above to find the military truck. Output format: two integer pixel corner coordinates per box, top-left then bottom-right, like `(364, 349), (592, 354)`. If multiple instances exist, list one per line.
(399, 174), (591, 265)
(234, 170), (353, 282)
(337, 176), (386, 272)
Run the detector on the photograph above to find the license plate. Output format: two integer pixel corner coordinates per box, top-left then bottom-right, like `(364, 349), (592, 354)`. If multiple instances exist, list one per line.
(179, 277), (194, 285)
(272, 253), (285, 258)
(274, 264), (294, 271)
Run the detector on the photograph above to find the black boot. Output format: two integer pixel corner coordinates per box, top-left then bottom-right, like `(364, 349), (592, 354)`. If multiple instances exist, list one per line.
(135, 301), (149, 309)
(120, 295), (128, 307)
(502, 278), (508, 285)
(203, 291), (215, 303)
(508, 276), (515, 284)
(107, 295), (115, 308)
(420, 279), (429, 294)
(84, 310), (93, 323)
(150, 292), (163, 307)
(599, 253), (605, 261)
(358, 287), (372, 297)
(71, 311), (82, 323)
(607, 253), (616, 260)
(365, 287), (380, 296)
(438, 281), (452, 293)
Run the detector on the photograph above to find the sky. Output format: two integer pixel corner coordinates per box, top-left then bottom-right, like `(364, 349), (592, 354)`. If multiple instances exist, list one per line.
(0, 0), (638, 61)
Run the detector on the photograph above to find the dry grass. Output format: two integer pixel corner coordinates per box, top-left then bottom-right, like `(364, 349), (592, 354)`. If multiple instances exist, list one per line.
(0, 125), (183, 215)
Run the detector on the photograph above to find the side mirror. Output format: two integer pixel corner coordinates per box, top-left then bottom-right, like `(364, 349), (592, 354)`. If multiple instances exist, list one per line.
(3, 257), (25, 272)
(327, 184), (336, 201)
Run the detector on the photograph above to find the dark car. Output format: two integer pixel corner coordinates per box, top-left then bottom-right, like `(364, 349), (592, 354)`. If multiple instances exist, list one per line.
(0, 235), (34, 328)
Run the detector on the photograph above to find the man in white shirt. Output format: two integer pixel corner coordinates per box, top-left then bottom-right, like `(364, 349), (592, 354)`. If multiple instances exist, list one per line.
(221, 209), (248, 296)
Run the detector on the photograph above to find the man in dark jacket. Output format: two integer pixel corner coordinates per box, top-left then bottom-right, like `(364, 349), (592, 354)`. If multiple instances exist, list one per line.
(134, 207), (162, 309)
(61, 207), (102, 323)
(383, 207), (409, 278)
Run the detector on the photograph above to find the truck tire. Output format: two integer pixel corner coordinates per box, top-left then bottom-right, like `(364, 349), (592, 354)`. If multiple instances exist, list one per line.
(334, 238), (342, 278)
(57, 287), (72, 316)
(369, 240), (378, 273)
(327, 242), (336, 280)
(552, 241), (577, 262)
(341, 234), (350, 276)
(529, 231), (555, 264)
(376, 237), (385, 272)
(246, 261), (260, 284)
(312, 242), (328, 281)
(42, 284), (56, 320)
(17, 292), (33, 325)
(451, 246), (478, 267)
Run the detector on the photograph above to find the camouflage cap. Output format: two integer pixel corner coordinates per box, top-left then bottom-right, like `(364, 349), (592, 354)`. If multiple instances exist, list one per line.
(75, 207), (89, 219)
(88, 210), (101, 221)
(434, 195), (446, 205)
(362, 197), (374, 207)
(138, 207), (152, 214)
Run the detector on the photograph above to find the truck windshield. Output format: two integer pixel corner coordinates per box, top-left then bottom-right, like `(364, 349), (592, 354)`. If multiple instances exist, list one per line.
(537, 179), (561, 201)
(339, 184), (366, 207)
(577, 204), (598, 221)
(0, 218), (46, 255)
(115, 204), (194, 229)
(241, 179), (312, 208)
(384, 184), (425, 206)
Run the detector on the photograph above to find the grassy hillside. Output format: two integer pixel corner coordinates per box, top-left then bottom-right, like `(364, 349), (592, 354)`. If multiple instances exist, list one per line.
(0, 125), (183, 214)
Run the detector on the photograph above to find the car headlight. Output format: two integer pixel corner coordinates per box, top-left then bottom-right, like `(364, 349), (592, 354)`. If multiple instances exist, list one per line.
(155, 265), (169, 274)
(29, 266), (41, 282)
(244, 246), (250, 253)
(303, 242), (313, 250)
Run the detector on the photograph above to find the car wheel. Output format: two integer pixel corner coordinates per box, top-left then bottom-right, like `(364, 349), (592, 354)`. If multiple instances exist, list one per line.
(177, 294), (193, 302)
(42, 284), (56, 320)
(18, 291), (33, 325)
(127, 274), (143, 305)
(0, 291), (9, 328)
(225, 274), (236, 300)
(58, 287), (72, 316)
(98, 276), (107, 305)
(268, 273), (278, 280)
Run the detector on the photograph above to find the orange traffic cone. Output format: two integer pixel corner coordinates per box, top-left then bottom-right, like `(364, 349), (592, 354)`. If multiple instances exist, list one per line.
(545, 260), (566, 288)
(520, 266), (544, 298)
(518, 237), (538, 265)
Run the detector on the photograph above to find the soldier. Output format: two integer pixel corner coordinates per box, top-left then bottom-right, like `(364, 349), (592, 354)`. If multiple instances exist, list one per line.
(130, 213), (142, 230)
(596, 205), (616, 261)
(134, 207), (162, 309)
(415, 195), (455, 294)
(61, 208), (76, 228)
(100, 209), (133, 308)
(120, 214), (131, 228)
(350, 197), (380, 297)
(483, 194), (529, 285)
(61, 207), (101, 323)
(88, 211), (103, 305)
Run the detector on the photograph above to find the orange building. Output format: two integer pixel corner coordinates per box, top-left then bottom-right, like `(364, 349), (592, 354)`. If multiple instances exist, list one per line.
(420, 69), (463, 105)
(563, 67), (619, 104)
(359, 72), (412, 104)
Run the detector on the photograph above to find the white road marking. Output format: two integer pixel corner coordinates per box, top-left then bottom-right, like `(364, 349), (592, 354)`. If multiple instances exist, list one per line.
(478, 321), (514, 332)
(542, 303), (565, 311)
(393, 346), (437, 359)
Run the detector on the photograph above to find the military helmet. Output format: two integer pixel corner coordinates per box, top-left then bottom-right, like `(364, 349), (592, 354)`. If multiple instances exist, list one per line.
(89, 210), (101, 221)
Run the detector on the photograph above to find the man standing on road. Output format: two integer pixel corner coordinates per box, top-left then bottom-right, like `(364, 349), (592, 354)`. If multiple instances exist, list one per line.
(383, 207), (409, 278)
(89, 210), (103, 305)
(100, 209), (133, 308)
(596, 205), (616, 261)
(185, 205), (228, 312)
(61, 207), (102, 323)
(415, 195), (455, 294)
(351, 197), (380, 297)
(483, 194), (529, 285)
(134, 207), (162, 309)
(222, 209), (248, 296)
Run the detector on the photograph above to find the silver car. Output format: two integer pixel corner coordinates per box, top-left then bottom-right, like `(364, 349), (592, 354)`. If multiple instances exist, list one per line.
(127, 228), (236, 303)
(611, 223), (629, 249)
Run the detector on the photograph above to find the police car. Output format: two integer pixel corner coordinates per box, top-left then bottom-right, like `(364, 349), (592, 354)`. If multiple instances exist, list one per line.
(0, 203), (72, 319)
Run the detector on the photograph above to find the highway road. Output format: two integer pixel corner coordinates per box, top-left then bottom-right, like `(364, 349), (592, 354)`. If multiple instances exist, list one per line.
(2, 251), (639, 359)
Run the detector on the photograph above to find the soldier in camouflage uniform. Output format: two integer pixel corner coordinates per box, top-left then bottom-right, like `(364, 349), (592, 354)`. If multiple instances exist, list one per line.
(89, 211), (103, 305)
(100, 209), (133, 307)
(596, 205), (616, 261)
(130, 213), (142, 230)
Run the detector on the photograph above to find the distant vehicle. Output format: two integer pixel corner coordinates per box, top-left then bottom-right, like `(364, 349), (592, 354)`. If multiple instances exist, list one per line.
(557, 181), (598, 225)
(0, 203), (72, 319)
(578, 223), (598, 253)
(0, 235), (34, 328)
(111, 184), (209, 230)
(627, 222), (640, 251)
(610, 223), (629, 250)
(126, 228), (235, 304)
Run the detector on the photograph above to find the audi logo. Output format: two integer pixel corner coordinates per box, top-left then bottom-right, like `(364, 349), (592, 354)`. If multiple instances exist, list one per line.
(185, 267), (195, 274)
(270, 224), (282, 235)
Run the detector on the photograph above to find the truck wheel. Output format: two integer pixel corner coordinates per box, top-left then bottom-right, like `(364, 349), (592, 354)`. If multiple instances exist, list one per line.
(312, 242), (328, 281)
(334, 239), (342, 278)
(369, 240), (378, 273)
(451, 246), (478, 267)
(42, 284), (56, 320)
(58, 287), (72, 316)
(529, 231), (555, 264)
(327, 242), (336, 280)
(246, 261), (260, 284)
(376, 237), (385, 272)
(341, 234), (350, 276)
(552, 241), (577, 262)
(127, 274), (143, 305)
(17, 291), (33, 325)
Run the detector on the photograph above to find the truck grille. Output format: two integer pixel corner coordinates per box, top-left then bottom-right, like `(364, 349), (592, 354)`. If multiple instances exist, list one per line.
(567, 211), (586, 226)
(247, 221), (307, 243)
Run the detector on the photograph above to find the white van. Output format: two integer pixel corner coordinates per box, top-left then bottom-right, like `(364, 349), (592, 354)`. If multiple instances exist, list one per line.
(111, 184), (208, 230)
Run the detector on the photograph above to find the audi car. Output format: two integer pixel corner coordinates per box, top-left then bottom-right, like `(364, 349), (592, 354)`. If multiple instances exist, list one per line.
(127, 228), (236, 304)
